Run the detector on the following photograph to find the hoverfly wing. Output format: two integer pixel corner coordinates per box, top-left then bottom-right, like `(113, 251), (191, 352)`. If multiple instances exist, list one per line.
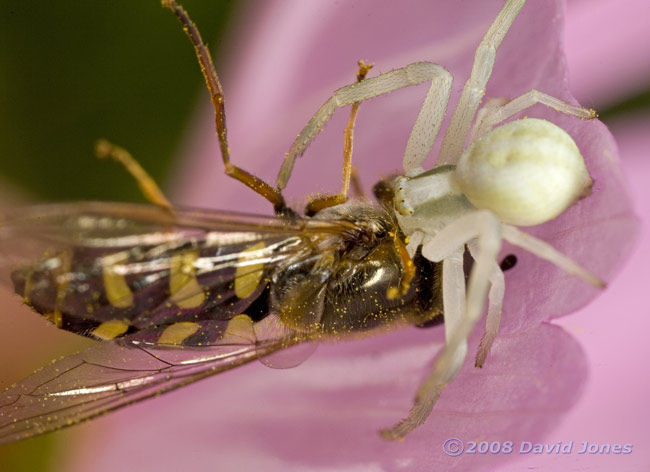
(0, 201), (350, 442)
(0, 202), (350, 341)
(0, 317), (303, 445)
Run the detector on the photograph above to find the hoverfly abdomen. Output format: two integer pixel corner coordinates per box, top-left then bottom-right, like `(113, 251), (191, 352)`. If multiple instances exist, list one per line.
(9, 228), (302, 342)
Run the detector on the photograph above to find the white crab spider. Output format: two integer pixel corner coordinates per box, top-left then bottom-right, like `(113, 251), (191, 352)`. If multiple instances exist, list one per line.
(277, 0), (603, 439)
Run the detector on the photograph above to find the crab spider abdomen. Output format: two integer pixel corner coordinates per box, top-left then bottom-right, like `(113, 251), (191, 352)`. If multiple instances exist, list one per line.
(455, 118), (592, 226)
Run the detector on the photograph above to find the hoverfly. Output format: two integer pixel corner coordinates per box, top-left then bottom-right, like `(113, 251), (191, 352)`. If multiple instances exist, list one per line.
(0, 0), (604, 444)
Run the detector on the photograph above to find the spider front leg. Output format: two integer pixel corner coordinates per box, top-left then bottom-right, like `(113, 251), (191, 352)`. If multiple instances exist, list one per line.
(470, 89), (597, 141)
(277, 61), (452, 189)
(381, 210), (502, 440)
(438, 0), (526, 165)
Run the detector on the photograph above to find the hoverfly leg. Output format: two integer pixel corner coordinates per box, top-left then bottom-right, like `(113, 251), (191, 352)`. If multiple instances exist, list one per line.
(305, 61), (373, 217)
(386, 234), (415, 300)
(349, 166), (365, 198)
(162, 0), (288, 215)
(95, 139), (173, 213)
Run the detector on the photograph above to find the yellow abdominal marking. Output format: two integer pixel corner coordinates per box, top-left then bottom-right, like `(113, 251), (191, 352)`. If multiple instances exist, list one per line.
(51, 250), (73, 312)
(91, 319), (130, 340)
(158, 321), (200, 345)
(224, 314), (256, 344)
(102, 252), (134, 308)
(234, 242), (266, 299)
(169, 251), (205, 308)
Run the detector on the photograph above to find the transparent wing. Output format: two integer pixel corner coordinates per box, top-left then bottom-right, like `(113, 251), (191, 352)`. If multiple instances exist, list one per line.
(0, 202), (349, 335)
(0, 314), (305, 445)
(0, 201), (348, 279)
(0, 201), (348, 242)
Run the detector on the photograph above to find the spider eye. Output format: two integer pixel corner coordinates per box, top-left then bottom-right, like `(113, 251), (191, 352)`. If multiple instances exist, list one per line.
(455, 118), (592, 226)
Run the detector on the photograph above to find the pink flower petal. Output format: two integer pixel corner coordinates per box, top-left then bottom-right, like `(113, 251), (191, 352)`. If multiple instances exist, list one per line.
(68, 324), (586, 472)
(566, 0), (650, 107)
